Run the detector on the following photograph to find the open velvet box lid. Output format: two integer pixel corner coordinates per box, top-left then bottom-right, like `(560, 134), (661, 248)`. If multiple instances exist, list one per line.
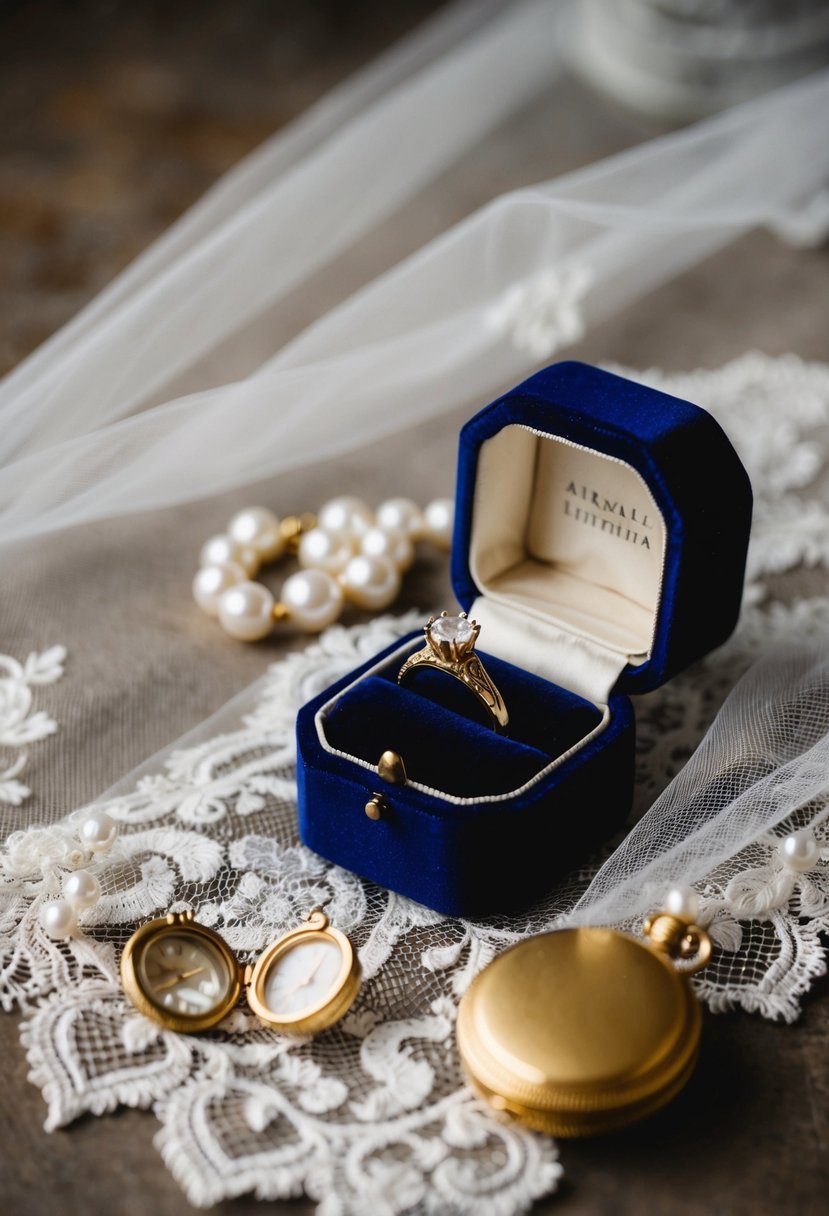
(296, 362), (753, 917)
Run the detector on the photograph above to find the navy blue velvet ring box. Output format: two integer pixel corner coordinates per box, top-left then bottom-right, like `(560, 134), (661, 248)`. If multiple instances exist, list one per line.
(296, 361), (753, 918)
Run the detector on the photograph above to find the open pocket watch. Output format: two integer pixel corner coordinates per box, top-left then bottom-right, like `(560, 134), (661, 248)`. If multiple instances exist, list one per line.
(120, 907), (360, 1035)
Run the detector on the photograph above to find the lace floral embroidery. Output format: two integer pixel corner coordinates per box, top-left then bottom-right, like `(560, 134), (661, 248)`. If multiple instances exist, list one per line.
(0, 646), (66, 806)
(485, 265), (593, 360)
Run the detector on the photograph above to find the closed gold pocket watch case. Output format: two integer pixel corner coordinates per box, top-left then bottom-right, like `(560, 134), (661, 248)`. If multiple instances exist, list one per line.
(457, 924), (707, 1137)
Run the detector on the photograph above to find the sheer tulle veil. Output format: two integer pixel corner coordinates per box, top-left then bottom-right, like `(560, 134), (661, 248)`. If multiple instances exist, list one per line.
(2, 0), (829, 925)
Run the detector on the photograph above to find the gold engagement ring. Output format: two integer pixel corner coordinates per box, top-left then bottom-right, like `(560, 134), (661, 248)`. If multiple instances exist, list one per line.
(397, 611), (509, 732)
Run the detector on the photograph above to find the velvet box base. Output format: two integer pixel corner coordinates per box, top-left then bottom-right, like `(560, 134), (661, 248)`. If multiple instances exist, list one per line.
(296, 632), (635, 918)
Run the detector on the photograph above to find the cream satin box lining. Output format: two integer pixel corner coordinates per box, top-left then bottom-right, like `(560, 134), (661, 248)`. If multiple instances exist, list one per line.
(469, 425), (667, 705)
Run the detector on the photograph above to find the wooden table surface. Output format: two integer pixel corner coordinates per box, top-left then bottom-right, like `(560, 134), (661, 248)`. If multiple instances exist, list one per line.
(1, 4), (827, 1214)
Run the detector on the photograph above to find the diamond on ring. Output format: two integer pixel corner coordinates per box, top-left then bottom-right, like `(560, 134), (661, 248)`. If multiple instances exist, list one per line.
(397, 610), (508, 731)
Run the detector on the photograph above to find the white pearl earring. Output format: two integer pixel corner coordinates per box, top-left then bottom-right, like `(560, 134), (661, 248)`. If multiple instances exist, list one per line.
(63, 869), (102, 909)
(663, 884), (700, 923)
(778, 828), (820, 872)
(79, 810), (118, 853)
(194, 496), (454, 642)
(39, 899), (77, 940)
(39, 812), (118, 940)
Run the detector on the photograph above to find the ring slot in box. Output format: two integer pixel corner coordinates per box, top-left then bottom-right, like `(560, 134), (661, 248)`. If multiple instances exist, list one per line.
(296, 361), (752, 917)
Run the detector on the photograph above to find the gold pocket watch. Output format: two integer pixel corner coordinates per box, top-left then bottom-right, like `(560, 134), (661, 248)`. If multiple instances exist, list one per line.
(120, 907), (360, 1035)
(457, 909), (712, 1137)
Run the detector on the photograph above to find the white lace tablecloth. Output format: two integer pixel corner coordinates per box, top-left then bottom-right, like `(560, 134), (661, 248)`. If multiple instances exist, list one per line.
(2, 354), (828, 1214)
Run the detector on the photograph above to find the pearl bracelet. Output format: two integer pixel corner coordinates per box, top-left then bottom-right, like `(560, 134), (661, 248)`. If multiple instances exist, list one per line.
(193, 495), (454, 641)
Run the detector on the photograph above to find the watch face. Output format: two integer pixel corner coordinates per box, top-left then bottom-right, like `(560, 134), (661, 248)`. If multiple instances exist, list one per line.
(137, 931), (232, 1018)
(247, 913), (360, 1034)
(121, 915), (242, 1032)
(261, 936), (345, 1019)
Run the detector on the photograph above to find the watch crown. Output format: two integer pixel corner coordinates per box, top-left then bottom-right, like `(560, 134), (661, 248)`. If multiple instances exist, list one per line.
(306, 907), (329, 930)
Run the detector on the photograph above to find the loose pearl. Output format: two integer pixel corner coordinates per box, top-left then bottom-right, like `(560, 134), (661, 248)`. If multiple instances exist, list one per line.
(298, 527), (355, 575)
(423, 497), (454, 552)
(281, 569), (343, 632)
(40, 899), (77, 940)
(779, 828), (820, 872)
(192, 560), (246, 618)
(341, 554), (401, 611)
(375, 497), (425, 542)
(218, 581), (275, 641)
(664, 884), (699, 923)
(79, 810), (118, 853)
(360, 525), (414, 572)
(227, 507), (285, 562)
(63, 869), (102, 909)
(317, 496), (373, 538)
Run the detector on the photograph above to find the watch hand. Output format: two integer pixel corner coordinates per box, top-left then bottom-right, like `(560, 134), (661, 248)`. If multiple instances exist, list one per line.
(301, 953), (325, 987)
(153, 967), (204, 994)
(283, 953), (326, 1000)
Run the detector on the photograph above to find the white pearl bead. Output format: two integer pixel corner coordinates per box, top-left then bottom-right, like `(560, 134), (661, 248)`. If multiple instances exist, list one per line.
(375, 497), (425, 541)
(317, 496), (373, 538)
(227, 507), (285, 562)
(79, 810), (118, 853)
(63, 869), (102, 909)
(192, 561), (246, 618)
(663, 884), (699, 923)
(298, 527), (355, 575)
(40, 899), (77, 940)
(281, 569), (343, 632)
(341, 554), (401, 611)
(218, 581), (275, 641)
(360, 525), (414, 572)
(779, 828), (820, 872)
(423, 497), (454, 552)
(199, 534), (259, 577)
